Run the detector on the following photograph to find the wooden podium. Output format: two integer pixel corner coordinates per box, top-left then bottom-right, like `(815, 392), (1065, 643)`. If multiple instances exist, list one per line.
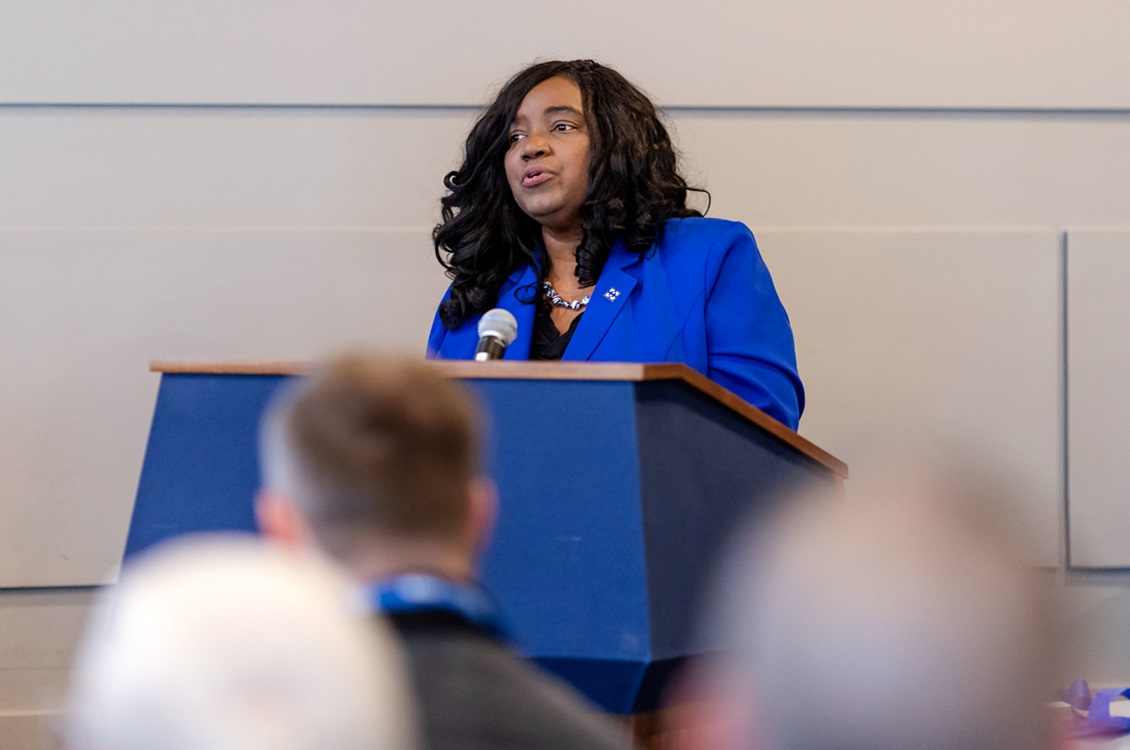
(126, 361), (846, 746)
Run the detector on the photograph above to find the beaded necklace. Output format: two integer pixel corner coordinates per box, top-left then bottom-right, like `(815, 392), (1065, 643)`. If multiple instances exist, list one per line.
(541, 280), (591, 311)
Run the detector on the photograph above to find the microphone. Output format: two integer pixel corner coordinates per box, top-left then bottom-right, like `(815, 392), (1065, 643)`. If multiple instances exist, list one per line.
(475, 308), (518, 361)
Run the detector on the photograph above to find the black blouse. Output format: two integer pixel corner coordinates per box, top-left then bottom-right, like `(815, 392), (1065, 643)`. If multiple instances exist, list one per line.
(530, 305), (583, 360)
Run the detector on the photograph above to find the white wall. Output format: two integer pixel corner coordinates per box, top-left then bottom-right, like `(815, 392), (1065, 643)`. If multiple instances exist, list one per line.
(3, 1), (1128, 108)
(3, 3), (1129, 747)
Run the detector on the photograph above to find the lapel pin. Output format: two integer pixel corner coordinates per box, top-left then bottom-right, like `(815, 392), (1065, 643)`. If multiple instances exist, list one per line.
(604, 288), (621, 302)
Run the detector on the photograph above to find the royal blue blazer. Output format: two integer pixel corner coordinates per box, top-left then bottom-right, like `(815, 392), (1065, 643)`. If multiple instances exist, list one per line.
(427, 217), (805, 430)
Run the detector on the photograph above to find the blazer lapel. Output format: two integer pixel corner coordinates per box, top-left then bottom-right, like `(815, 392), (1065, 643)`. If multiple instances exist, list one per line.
(563, 245), (639, 362)
(497, 263), (539, 360)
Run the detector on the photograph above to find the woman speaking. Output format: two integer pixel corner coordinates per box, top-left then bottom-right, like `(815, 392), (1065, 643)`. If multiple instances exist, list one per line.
(427, 60), (804, 430)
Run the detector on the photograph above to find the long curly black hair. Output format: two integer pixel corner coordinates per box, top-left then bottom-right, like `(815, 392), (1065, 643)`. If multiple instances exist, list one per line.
(433, 59), (705, 330)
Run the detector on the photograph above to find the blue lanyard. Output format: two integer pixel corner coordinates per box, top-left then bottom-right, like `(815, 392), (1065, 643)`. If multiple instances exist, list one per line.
(367, 573), (509, 640)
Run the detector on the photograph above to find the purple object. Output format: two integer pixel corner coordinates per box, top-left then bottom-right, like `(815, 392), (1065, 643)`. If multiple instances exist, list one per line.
(1064, 680), (1130, 736)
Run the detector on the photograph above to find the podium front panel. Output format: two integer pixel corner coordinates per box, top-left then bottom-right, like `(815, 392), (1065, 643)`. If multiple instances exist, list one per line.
(126, 367), (841, 714)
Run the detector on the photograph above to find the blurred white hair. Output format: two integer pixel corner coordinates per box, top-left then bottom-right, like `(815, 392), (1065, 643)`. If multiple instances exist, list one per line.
(66, 535), (417, 750)
(704, 463), (1059, 750)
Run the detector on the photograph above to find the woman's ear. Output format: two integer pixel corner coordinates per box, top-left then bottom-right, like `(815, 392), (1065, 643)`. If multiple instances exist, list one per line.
(254, 490), (310, 547)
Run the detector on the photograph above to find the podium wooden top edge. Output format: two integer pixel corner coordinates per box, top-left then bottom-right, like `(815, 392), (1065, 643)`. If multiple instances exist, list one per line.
(151, 361), (312, 375)
(151, 360), (665, 378)
(149, 360), (847, 479)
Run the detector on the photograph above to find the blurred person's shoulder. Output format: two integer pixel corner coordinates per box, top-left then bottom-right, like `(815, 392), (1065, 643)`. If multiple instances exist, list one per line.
(398, 627), (632, 750)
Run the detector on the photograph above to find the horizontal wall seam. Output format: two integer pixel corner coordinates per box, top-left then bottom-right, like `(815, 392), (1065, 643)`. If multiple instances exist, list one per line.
(3, 102), (1130, 119)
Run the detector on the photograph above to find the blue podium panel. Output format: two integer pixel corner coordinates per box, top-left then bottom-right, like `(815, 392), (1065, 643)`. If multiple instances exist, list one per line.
(125, 365), (844, 714)
(635, 381), (837, 659)
(467, 379), (651, 712)
(471, 379), (649, 657)
(126, 372), (654, 712)
(125, 374), (285, 558)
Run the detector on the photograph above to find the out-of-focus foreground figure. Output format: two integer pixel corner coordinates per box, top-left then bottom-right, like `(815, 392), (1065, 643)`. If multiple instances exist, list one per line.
(693, 467), (1061, 750)
(65, 536), (417, 750)
(257, 355), (631, 750)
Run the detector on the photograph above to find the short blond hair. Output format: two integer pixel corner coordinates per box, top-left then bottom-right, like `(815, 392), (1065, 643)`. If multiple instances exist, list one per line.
(261, 356), (480, 550)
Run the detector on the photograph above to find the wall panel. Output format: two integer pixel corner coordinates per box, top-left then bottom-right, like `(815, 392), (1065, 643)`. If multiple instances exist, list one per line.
(2, 2), (1128, 109)
(760, 229), (1063, 566)
(0, 715), (56, 750)
(1067, 230), (1130, 568)
(676, 111), (1130, 229)
(0, 588), (95, 750)
(0, 108), (476, 230)
(0, 229), (443, 587)
(4, 108), (1128, 232)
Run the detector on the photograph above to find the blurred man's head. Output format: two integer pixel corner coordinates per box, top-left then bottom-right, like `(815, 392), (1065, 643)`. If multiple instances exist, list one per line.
(67, 536), (416, 750)
(697, 465), (1060, 750)
(257, 355), (493, 580)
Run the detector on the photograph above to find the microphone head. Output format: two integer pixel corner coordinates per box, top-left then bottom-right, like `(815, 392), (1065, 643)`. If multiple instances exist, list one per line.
(477, 308), (518, 346)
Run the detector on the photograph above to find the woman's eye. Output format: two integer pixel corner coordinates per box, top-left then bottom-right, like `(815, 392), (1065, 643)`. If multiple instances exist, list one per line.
(508, 132), (526, 143)
(553, 123), (574, 132)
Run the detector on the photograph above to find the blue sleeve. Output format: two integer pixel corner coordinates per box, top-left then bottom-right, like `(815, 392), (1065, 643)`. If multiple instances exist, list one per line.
(703, 225), (804, 430)
(425, 287), (453, 359)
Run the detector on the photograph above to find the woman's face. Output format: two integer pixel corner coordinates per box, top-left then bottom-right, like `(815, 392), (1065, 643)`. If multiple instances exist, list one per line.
(504, 76), (592, 236)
